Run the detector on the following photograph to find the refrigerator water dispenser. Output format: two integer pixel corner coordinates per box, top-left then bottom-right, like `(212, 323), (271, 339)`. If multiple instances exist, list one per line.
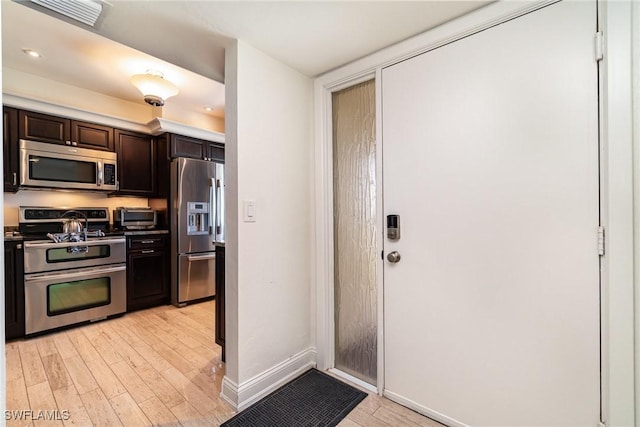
(186, 202), (210, 235)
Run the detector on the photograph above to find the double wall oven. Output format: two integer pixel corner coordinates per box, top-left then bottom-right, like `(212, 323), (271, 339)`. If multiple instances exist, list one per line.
(19, 207), (126, 335)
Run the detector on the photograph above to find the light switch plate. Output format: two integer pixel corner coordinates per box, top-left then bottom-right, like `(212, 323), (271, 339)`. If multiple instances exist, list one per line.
(243, 200), (256, 222)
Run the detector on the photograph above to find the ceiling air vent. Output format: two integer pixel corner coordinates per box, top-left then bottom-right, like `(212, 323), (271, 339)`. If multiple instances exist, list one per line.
(28, 0), (106, 27)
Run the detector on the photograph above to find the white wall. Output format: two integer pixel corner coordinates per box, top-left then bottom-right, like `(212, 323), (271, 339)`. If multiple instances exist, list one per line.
(3, 68), (225, 133)
(223, 40), (313, 408)
(601, 1), (635, 425)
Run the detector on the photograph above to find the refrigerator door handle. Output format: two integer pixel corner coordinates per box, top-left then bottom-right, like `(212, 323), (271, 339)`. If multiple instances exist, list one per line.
(216, 179), (222, 236)
(209, 178), (215, 235)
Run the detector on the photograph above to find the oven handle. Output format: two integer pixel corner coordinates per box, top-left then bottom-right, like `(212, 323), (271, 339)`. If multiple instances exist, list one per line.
(24, 264), (126, 282)
(24, 238), (125, 249)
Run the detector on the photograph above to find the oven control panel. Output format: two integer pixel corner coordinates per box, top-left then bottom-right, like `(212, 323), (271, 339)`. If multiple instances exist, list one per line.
(21, 207), (109, 222)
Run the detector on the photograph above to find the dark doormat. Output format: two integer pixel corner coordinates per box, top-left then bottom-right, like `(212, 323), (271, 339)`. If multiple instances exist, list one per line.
(221, 369), (368, 427)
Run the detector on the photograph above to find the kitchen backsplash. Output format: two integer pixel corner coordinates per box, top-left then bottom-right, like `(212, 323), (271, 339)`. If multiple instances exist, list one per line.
(3, 190), (149, 226)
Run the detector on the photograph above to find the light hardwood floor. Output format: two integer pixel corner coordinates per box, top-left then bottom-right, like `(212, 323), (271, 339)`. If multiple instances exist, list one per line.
(6, 301), (442, 427)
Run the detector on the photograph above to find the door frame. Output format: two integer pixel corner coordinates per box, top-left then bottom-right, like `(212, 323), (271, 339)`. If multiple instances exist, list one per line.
(313, 0), (634, 424)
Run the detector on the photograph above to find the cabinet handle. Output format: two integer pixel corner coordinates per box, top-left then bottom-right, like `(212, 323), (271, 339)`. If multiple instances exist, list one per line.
(140, 240), (155, 244)
(141, 249), (155, 254)
(12, 172), (16, 186)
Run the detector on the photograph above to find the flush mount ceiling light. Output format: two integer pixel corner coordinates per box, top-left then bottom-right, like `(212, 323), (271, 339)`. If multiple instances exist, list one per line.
(130, 71), (179, 107)
(22, 48), (42, 58)
(28, 0), (110, 27)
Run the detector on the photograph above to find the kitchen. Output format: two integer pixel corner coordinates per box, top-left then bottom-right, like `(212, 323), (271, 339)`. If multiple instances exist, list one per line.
(3, 75), (231, 425)
(2, 0), (234, 424)
(2, 1), (639, 427)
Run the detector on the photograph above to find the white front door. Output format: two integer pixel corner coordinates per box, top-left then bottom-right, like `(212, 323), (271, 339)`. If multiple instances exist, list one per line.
(382, 2), (600, 425)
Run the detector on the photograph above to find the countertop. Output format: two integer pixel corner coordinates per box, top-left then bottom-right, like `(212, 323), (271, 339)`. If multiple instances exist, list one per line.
(3, 228), (169, 242)
(4, 233), (23, 242)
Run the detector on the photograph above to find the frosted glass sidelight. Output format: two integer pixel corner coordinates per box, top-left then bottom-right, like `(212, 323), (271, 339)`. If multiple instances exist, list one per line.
(332, 79), (377, 385)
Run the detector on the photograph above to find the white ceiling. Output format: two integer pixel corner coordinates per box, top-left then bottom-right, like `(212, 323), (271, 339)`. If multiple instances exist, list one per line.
(2, 0), (491, 120)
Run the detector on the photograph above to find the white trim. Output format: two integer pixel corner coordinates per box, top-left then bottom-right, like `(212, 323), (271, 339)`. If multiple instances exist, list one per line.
(220, 376), (239, 409)
(633, 1), (640, 424)
(599, 1), (636, 425)
(374, 68), (385, 396)
(221, 347), (316, 411)
(383, 390), (468, 427)
(3, 93), (225, 141)
(3, 93), (149, 133)
(328, 368), (377, 394)
(313, 75), (334, 372)
(146, 117), (225, 142)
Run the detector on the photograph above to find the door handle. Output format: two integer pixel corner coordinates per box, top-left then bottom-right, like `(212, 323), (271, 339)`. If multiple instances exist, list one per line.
(387, 251), (401, 263)
(187, 254), (216, 261)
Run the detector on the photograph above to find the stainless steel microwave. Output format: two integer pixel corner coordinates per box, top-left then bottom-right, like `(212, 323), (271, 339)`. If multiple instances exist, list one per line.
(113, 207), (157, 229)
(20, 139), (117, 191)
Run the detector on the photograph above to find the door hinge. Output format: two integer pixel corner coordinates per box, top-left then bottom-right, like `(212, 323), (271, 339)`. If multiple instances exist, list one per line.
(595, 32), (604, 62)
(598, 226), (605, 256)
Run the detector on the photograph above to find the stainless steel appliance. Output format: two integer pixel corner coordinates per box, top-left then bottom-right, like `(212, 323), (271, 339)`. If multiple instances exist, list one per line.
(19, 207), (126, 335)
(20, 139), (117, 191)
(113, 207), (157, 229)
(170, 158), (224, 306)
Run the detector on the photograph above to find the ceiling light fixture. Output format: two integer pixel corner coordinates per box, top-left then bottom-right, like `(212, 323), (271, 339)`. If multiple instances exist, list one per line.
(22, 48), (42, 58)
(204, 107), (213, 112)
(130, 71), (179, 107)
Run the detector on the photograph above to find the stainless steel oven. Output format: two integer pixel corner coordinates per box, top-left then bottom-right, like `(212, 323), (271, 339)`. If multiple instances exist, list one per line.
(23, 237), (126, 335)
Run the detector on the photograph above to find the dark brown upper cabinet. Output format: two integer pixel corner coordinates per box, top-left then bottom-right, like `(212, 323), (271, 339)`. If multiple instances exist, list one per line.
(3, 107), (19, 192)
(19, 110), (114, 151)
(208, 142), (225, 163)
(115, 129), (156, 196)
(169, 133), (224, 162)
(72, 121), (114, 151)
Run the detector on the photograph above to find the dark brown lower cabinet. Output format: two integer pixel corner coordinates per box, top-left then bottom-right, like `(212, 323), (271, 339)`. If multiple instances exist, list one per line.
(126, 235), (170, 311)
(215, 245), (225, 361)
(5, 241), (25, 340)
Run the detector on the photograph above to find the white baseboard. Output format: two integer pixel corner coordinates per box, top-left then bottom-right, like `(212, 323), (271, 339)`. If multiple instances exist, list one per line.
(220, 376), (239, 408)
(220, 347), (317, 411)
(383, 390), (468, 427)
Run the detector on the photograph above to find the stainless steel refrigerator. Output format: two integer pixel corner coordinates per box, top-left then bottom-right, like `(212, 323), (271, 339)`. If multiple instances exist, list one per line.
(170, 157), (224, 306)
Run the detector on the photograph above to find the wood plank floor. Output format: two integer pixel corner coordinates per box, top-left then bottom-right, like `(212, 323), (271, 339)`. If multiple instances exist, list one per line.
(6, 301), (442, 427)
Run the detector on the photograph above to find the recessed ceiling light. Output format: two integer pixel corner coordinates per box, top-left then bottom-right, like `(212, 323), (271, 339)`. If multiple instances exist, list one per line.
(204, 107), (213, 112)
(22, 49), (42, 58)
